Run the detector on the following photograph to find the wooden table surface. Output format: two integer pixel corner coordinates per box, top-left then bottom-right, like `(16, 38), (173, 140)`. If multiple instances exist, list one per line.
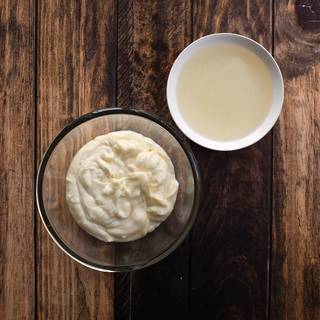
(1, 0), (320, 319)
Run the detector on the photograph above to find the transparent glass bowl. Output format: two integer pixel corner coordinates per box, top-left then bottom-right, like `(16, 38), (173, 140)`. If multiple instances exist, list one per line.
(36, 108), (201, 272)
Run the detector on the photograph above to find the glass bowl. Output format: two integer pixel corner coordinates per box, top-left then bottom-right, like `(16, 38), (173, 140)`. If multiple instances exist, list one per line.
(36, 108), (201, 272)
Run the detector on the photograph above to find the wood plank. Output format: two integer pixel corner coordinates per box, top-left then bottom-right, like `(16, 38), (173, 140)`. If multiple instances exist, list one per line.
(116, 0), (191, 319)
(117, 0), (191, 120)
(271, 1), (320, 319)
(37, 1), (116, 319)
(0, 0), (35, 318)
(190, 1), (272, 319)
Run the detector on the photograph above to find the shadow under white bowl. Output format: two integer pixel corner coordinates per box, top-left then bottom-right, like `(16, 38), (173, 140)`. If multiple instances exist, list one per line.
(167, 33), (284, 151)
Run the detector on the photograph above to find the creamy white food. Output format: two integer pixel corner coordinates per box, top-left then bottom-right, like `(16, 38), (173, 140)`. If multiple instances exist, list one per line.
(66, 130), (179, 242)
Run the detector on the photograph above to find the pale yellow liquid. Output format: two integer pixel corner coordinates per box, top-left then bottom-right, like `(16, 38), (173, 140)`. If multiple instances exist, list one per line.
(177, 43), (273, 141)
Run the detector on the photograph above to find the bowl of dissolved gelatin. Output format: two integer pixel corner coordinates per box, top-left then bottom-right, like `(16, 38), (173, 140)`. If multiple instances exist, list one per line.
(167, 33), (284, 151)
(36, 108), (201, 272)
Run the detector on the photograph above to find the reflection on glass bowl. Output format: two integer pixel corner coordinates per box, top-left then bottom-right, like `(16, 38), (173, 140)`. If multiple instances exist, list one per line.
(36, 108), (201, 272)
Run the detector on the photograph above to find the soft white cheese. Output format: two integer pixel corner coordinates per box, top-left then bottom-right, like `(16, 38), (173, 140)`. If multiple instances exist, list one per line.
(66, 130), (179, 242)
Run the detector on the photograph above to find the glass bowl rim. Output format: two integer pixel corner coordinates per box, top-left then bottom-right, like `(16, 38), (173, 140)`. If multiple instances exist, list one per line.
(36, 107), (201, 272)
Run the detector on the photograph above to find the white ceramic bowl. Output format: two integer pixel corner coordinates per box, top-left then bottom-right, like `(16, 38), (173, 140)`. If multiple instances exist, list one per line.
(167, 33), (284, 151)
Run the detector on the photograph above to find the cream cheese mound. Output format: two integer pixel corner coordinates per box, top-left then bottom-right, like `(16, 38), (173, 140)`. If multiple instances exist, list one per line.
(66, 130), (179, 242)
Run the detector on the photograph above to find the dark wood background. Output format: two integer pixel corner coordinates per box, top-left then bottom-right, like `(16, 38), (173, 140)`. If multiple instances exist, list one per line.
(1, 0), (319, 319)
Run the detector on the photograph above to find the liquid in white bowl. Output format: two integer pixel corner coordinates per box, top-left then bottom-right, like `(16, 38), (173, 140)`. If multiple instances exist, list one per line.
(176, 43), (273, 141)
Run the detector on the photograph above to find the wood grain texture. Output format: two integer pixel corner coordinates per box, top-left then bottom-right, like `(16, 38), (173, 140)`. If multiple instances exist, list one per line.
(117, 0), (191, 119)
(0, 1), (35, 318)
(116, 0), (191, 319)
(271, 1), (320, 319)
(295, 0), (320, 31)
(37, 1), (116, 319)
(190, 1), (272, 319)
(130, 245), (190, 320)
(114, 272), (131, 320)
(2, 0), (319, 318)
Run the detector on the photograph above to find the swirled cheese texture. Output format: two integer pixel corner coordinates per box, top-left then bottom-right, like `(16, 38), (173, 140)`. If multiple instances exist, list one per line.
(66, 130), (179, 242)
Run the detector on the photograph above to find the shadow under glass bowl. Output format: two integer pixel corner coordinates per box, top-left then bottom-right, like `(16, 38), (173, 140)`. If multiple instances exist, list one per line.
(36, 108), (201, 272)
